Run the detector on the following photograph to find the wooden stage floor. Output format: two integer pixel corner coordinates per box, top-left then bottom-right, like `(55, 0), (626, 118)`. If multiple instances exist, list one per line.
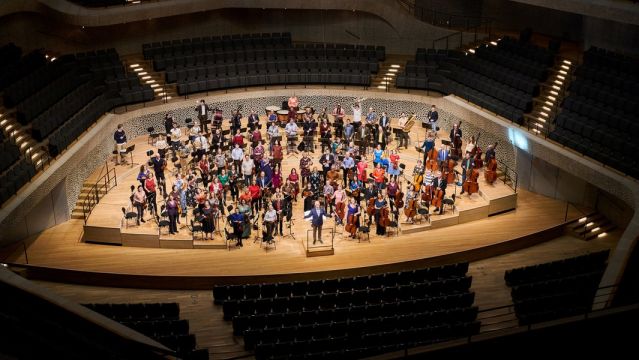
(4, 120), (589, 281)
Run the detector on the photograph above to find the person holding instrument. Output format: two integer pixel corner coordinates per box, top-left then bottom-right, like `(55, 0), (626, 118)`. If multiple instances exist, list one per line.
(345, 197), (361, 238)
(450, 122), (463, 158)
(272, 192), (285, 236)
(113, 124), (127, 166)
(263, 203), (278, 244)
(228, 207), (245, 247)
(460, 152), (474, 194)
(374, 192), (388, 235)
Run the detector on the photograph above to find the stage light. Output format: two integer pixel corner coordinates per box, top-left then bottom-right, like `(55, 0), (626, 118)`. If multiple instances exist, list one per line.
(490, 41), (497, 46)
(468, 49), (475, 54)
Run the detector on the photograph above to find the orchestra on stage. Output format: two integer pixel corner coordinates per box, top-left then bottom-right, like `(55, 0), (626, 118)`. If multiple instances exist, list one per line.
(115, 97), (499, 248)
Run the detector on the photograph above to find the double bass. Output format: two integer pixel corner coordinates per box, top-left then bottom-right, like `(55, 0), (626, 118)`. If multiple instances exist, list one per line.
(431, 187), (444, 210)
(335, 201), (346, 223)
(367, 197), (376, 217)
(425, 146), (439, 172)
(451, 121), (463, 158)
(446, 158), (456, 184)
(462, 168), (480, 195)
(484, 144), (498, 185)
(472, 132), (483, 168)
(404, 198), (417, 220)
(394, 186), (405, 209)
(345, 212), (359, 237)
(380, 206), (391, 227)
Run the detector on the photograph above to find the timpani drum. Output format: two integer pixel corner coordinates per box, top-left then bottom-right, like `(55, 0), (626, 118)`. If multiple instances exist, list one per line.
(265, 106), (280, 116)
(277, 110), (289, 123)
(296, 110), (305, 121)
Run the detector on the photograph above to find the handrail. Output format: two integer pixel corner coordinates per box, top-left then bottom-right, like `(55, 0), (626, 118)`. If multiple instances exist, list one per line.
(81, 161), (117, 224)
(496, 159), (518, 193)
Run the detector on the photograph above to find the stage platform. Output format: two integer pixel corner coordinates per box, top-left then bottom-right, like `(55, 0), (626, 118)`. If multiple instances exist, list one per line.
(82, 132), (518, 249)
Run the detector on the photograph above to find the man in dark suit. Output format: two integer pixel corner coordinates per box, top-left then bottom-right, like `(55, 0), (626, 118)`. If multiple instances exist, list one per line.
(304, 200), (331, 244)
(195, 99), (210, 133)
(460, 153), (473, 194)
(432, 172), (447, 214)
(427, 105), (439, 133)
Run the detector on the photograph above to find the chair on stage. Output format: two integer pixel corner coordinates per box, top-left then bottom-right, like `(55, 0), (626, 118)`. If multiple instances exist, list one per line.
(121, 207), (138, 228)
(386, 211), (400, 237)
(442, 194), (456, 214)
(414, 207), (430, 224)
(147, 127), (158, 145)
(190, 219), (204, 240)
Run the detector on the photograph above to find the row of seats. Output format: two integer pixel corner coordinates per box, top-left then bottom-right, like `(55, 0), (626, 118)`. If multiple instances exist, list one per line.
(213, 262), (469, 304)
(3, 55), (75, 107)
(504, 250), (609, 287)
(153, 47), (381, 72)
(447, 66), (533, 111)
(232, 294), (476, 335)
(0, 140), (21, 173)
(143, 32), (293, 59)
(167, 60), (378, 83)
(254, 321), (480, 360)
(505, 252), (608, 325)
(0, 47), (46, 91)
(84, 303), (207, 360)
(457, 54), (539, 96)
(448, 80), (525, 124)
(18, 70), (92, 126)
(475, 44), (548, 81)
(244, 308), (478, 350)
(223, 280), (473, 321)
(562, 94), (639, 132)
(0, 158), (36, 205)
(176, 69), (371, 95)
(497, 36), (555, 67)
(551, 46), (639, 178)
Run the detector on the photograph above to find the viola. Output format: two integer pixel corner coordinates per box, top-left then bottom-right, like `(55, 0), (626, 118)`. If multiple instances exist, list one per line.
(462, 168), (480, 195)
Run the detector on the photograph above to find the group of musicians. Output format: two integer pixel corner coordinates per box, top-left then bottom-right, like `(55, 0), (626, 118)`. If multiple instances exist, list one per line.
(115, 97), (498, 247)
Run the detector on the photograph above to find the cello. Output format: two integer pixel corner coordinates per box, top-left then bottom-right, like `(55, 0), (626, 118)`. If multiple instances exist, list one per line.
(380, 206), (391, 227)
(446, 158), (456, 184)
(366, 197), (376, 217)
(335, 201), (346, 223)
(431, 187), (444, 210)
(404, 198), (417, 221)
(413, 172), (423, 193)
(462, 168), (480, 195)
(394, 185), (405, 209)
(426, 146), (438, 172)
(345, 211), (359, 237)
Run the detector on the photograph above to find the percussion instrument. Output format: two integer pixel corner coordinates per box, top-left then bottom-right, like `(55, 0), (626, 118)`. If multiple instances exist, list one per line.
(266, 106), (281, 116)
(296, 110), (305, 121)
(277, 110), (289, 123)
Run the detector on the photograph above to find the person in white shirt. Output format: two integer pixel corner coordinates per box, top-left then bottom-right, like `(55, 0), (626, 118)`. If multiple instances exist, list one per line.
(241, 154), (255, 186)
(285, 119), (298, 137)
(351, 102), (362, 131)
(231, 143), (244, 173)
(189, 123), (201, 141)
(263, 203), (278, 243)
(268, 122), (280, 152)
(193, 131), (209, 160)
(396, 112), (410, 149)
(170, 122), (182, 145)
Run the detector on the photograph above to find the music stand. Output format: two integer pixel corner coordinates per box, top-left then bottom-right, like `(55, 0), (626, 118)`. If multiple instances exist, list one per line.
(286, 134), (299, 158)
(441, 140), (452, 146)
(124, 144), (137, 168)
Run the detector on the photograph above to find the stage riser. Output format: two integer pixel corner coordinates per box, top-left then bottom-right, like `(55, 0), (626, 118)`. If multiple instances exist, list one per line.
(487, 194), (518, 215)
(160, 239), (193, 249)
(82, 226), (121, 245)
(458, 205), (490, 224)
(121, 233), (159, 248)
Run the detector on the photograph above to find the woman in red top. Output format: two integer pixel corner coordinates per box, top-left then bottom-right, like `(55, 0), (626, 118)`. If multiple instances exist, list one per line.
(372, 163), (386, 190)
(288, 168), (300, 200)
(248, 180), (262, 214)
(199, 154), (210, 189)
(272, 168), (282, 189)
(143, 172), (157, 216)
(272, 140), (283, 171)
(389, 150), (400, 168)
(357, 157), (368, 183)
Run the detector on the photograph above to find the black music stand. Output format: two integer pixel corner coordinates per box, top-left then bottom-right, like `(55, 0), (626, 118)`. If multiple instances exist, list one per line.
(286, 134), (299, 158)
(124, 144), (137, 168)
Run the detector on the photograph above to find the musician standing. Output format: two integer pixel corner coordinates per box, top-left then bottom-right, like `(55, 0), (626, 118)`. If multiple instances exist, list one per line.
(365, 107), (377, 125)
(484, 143), (496, 165)
(272, 192), (285, 236)
(351, 102), (362, 131)
(378, 112), (390, 150)
(231, 143), (244, 174)
(460, 153), (473, 194)
(113, 124), (127, 165)
(432, 171), (447, 215)
(374, 193), (388, 235)
(247, 110), (260, 132)
(241, 154), (254, 187)
(304, 200), (331, 245)
(300, 152), (313, 188)
(438, 145), (450, 168)
(320, 150), (334, 181)
(195, 99), (210, 133)
(332, 104), (345, 137)
(450, 122), (463, 157)
(428, 105), (439, 134)
(342, 152), (355, 186)
(421, 130), (435, 165)
(151, 153), (167, 195)
(396, 112), (410, 149)
(228, 207), (245, 247)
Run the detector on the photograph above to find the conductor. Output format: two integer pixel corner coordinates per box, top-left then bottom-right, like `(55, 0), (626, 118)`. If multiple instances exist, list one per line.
(304, 200), (332, 245)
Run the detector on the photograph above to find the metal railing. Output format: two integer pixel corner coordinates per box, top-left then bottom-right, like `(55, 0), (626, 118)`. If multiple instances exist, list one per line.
(81, 162), (117, 224)
(497, 159), (518, 193)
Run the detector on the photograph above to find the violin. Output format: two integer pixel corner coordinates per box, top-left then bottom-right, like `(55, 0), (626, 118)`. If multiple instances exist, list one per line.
(462, 168), (480, 195)
(485, 158), (498, 184)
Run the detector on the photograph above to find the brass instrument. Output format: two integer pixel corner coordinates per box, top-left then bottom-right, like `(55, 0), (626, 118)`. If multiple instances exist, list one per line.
(403, 114), (416, 133)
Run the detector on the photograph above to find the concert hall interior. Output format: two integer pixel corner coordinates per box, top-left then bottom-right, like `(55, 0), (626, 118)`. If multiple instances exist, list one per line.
(1, 1), (638, 359)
